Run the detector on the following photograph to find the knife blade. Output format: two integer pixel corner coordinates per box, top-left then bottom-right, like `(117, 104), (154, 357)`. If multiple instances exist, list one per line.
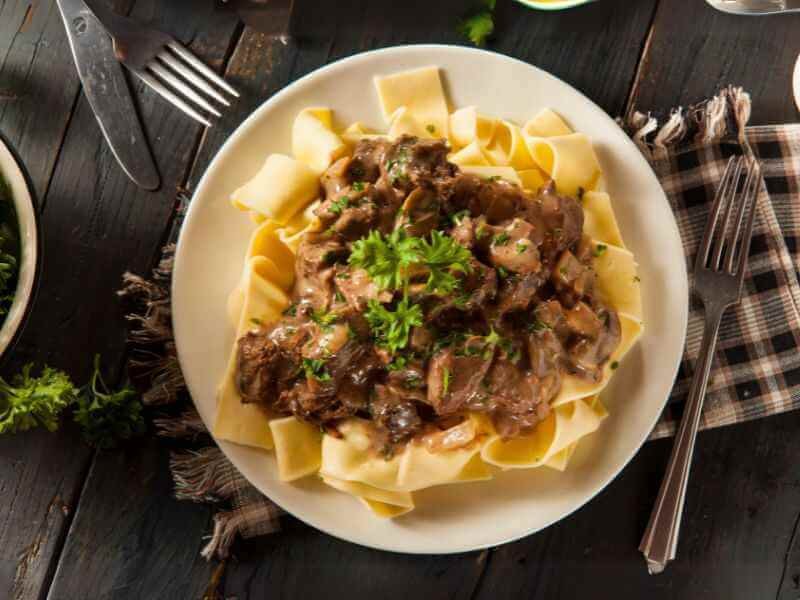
(55, 0), (160, 190)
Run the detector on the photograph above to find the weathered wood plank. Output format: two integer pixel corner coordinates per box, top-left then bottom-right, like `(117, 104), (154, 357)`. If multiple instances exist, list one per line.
(0, 1), (81, 200)
(473, 412), (800, 600)
(182, 1), (659, 597)
(629, 0), (800, 124)
(0, 3), (101, 599)
(1, 1), (239, 599)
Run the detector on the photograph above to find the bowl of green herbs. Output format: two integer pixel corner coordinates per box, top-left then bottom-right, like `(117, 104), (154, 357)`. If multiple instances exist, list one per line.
(0, 137), (39, 360)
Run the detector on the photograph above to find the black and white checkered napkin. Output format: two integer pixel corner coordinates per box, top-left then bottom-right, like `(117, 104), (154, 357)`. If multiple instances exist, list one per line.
(120, 87), (800, 558)
(623, 88), (800, 439)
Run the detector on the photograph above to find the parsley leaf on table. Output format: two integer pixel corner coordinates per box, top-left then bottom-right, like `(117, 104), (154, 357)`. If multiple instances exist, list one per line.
(72, 355), (145, 449)
(458, 0), (496, 47)
(0, 365), (77, 433)
(365, 296), (424, 354)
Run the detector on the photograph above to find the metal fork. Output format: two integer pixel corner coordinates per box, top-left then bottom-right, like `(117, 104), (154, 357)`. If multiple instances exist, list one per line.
(639, 155), (762, 574)
(83, 0), (239, 127)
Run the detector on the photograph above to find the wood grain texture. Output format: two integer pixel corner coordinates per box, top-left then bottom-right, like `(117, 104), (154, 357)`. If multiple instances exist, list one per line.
(0, 1), (81, 200)
(0, 3), (99, 598)
(2, 0), (800, 598)
(475, 412), (800, 600)
(0, 1), (238, 599)
(629, 0), (800, 124)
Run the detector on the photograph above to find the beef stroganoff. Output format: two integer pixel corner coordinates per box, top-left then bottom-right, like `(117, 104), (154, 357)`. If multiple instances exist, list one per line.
(215, 66), (643, 517)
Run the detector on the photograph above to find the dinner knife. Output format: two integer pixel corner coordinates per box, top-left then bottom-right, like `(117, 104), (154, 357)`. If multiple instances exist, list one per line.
(55, 0), (160, 190)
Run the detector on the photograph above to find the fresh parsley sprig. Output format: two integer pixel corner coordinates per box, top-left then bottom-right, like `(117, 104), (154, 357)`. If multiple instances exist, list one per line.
(349, 229), (424, 291)
(0, 365), (77, 433)
(458, 0), (496, 47)
(73, 355), (144, 449)
(349, 229), (472, 296)
(418, 231), (473, 295)
(365, 296), (424, 354)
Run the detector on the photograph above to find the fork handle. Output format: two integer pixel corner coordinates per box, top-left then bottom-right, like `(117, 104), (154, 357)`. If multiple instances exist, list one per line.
(639, 303), (726, 574)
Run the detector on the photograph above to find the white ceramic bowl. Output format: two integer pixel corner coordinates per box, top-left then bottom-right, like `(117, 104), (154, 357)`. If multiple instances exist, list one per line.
(0, 138), (39, 359)
(173, 45), (687, 554)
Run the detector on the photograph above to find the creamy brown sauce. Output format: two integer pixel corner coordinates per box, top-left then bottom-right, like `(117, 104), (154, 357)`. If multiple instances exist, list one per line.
(235, 135), (621, 451)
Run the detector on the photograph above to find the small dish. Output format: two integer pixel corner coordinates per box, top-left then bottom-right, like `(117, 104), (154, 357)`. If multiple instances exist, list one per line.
(0, 137), (39, 361)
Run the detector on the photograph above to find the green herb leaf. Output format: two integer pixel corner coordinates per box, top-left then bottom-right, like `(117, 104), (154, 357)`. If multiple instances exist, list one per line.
(442, 367), (451, 395)
(492, 232), (510, 246)
(419, 230), (473, 295)
(0, 365), (77, 434)
(311, 309), (339, 330)
(458, 3), (495, 47)
(365, 296), (423, 354)
(73, 355), (144, 449)
(352, 181), (365, 192)
(303, 358), (332, 382)
(330, 195), (351, 215)
(349, 229), (424, 291)
(593, 243), (608, 257)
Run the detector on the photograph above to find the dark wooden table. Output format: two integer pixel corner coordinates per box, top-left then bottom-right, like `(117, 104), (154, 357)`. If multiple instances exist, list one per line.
(1, 1), (799, 598)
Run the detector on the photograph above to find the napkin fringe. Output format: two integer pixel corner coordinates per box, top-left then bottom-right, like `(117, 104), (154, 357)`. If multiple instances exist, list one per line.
(623, 86), (751, 160)
(201, 510), (241, 561)
(170, 447), (240, 503)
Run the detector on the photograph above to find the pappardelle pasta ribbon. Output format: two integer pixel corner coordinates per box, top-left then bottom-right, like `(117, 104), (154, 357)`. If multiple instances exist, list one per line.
(216, 66), (643, 518)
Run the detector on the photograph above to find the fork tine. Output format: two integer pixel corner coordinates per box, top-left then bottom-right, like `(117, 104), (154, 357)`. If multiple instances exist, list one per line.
(709, 156), (744, 270)
(735, 161), (761, 279)
(167, 41), (240, 98)
(695, 156), (739, 272)
(157, 51), (231, 107)
(723, 159), (758, 273)
(137, 71), (212, 127)
(148, 62), (222, 117)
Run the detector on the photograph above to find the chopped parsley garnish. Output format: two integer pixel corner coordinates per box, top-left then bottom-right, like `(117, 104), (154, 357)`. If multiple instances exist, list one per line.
(335, 290), (346, 303)
(451, 210), (470, 225)
(351, 181), (365, 192)
(365, 296), (423, 354)
(529, 319), (551, 333)
(593, 244), (608, 257)
(303, 358), (332, 382)
(283, 304), (297, 317)
(516, 241), (528, 254)
(442, 367), (451, 396)
(476, 224), (488, 240)
(497, 266), (509, 279)
(610, 361), (619, 370)
(311, 309), (338, 330)
(330, 195), (350, 215)
(492, 232), (510, 246)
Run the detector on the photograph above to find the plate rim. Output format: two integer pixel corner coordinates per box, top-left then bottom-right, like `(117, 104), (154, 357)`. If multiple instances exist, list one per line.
(173, 43), (688, 554)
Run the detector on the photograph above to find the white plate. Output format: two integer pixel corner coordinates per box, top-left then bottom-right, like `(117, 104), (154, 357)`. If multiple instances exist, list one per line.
(173, 45), (687, 554)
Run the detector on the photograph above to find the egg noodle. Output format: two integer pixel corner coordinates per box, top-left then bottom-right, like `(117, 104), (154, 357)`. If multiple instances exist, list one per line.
(215, 66), (643, 518)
